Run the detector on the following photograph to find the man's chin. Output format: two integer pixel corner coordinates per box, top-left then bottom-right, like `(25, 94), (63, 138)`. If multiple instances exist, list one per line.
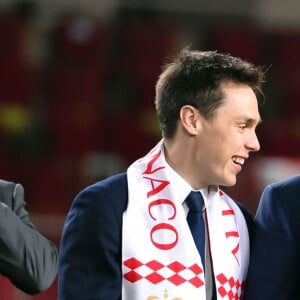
(220, 177), (237, 187)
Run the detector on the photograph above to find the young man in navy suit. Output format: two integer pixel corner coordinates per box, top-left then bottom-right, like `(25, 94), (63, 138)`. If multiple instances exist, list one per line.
(59, 48), (265, 300)
(245, 174), (300, 300)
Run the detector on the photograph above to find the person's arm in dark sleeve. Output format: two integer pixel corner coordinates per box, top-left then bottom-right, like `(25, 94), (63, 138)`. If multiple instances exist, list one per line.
(245, 184), (296, 300)
(0, 182), (58, 294)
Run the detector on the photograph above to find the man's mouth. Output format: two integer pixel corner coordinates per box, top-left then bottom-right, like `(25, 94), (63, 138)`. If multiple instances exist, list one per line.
(232, 156), (245, 166)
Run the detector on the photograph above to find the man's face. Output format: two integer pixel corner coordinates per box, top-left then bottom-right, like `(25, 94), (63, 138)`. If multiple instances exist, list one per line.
(195, 82), (261, 187)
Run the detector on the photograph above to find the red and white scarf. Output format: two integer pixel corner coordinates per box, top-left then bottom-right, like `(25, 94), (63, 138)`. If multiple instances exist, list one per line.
(122, 140), (250, 299)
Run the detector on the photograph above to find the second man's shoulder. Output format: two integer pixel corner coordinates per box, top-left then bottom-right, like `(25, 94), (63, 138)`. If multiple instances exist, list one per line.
(260, 174), (300, 201)
(267, 173), (300, 191)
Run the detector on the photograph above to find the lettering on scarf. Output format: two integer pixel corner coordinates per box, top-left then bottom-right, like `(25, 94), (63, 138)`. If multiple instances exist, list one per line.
(142, 149), (178, 250)
(222, 208), (240, 264)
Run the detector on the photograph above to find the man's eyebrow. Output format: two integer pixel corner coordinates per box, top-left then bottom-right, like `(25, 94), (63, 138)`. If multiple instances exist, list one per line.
(239, 115), (262, 123)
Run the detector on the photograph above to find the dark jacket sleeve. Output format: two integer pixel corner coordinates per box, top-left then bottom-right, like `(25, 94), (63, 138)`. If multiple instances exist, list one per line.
(0, 180), (58, 294)
(244, 178), (300, 300)
(58, 173), (128, 300)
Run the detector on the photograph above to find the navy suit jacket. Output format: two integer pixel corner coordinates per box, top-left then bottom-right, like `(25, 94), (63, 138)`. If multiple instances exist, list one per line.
(245, 174), (300, 300)
(58, 172), (254, 300)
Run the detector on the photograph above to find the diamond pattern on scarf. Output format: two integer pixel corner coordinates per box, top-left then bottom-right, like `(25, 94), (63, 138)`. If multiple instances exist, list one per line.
(123, 257), (204, 288)
(216, 273), (245, 300)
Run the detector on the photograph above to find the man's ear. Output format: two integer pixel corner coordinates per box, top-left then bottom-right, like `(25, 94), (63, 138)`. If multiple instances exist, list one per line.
(179, 105), (200, 135)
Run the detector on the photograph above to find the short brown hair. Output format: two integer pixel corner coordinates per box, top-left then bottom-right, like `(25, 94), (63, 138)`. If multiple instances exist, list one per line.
(155, 48), (265, 138)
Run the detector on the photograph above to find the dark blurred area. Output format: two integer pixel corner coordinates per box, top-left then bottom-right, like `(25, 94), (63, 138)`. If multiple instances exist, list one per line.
(1, 0), (300, 298)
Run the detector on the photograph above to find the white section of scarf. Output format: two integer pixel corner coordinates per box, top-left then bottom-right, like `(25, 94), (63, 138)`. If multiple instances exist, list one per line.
(122, 140), (250, 300)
